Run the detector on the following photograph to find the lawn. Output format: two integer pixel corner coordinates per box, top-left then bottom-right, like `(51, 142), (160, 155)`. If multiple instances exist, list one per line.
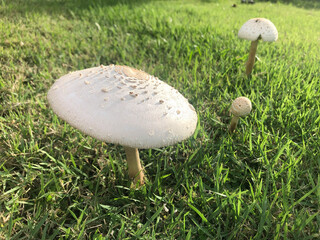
(1, 0), (320, 239)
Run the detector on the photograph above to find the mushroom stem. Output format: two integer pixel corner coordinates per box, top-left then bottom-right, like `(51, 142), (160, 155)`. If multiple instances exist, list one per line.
(123, 146), (144, 185)
(229, 115), (240, 133)
(246, 40), (259, 76)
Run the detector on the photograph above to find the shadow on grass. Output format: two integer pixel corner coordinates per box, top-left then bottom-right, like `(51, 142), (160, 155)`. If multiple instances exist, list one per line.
(2, 0), (154, 16)
(259, 0), (320, 9)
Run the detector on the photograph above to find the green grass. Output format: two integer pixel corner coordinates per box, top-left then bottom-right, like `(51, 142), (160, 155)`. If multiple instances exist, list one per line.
(1, 0), (320, 239)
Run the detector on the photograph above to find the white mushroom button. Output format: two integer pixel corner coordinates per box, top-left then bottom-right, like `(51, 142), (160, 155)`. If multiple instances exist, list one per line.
(47, 64), (198, 185)
(238, 18), (278, 76)
(229, 96), (252, 133)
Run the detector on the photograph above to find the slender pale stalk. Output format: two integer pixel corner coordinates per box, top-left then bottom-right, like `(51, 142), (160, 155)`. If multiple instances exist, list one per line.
(123, 146), (144, 185)
(229, 116), (240, 133)
(246, 40), (259, 76)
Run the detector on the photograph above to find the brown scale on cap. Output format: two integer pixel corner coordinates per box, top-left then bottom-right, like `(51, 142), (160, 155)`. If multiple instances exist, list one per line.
(125, 78), (138, 83)
(129, 91), (138, 97)
(115, 65), (149, 81)
(101, 88), (108, 93)
(189, 104), (195, 111)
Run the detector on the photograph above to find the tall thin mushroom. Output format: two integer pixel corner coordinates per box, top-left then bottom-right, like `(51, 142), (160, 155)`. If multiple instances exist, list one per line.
(47, 65), (197, 185)
(238, 18), (278, 76)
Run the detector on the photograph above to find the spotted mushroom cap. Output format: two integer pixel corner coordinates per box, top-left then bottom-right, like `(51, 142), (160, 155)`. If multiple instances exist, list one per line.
(47, 65), (198, 149)
(230, 97), (252, 117)
(238, 18), (278, 42)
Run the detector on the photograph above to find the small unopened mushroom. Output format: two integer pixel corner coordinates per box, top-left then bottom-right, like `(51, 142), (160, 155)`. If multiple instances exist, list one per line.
(47, 65), (197, 186)
(229, 96), (252, 133)
(238, 18), (278, 76)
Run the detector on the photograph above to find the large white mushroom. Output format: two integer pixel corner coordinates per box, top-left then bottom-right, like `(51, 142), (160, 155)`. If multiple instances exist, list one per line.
(238, 18), (278, 76)
(47, 65), (198, 185)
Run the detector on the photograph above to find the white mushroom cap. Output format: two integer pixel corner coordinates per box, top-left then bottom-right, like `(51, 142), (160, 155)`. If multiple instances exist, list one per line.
(238, 18), (278, 42)
(47, 65), (198, 149)
(231, 97), (252, 117)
